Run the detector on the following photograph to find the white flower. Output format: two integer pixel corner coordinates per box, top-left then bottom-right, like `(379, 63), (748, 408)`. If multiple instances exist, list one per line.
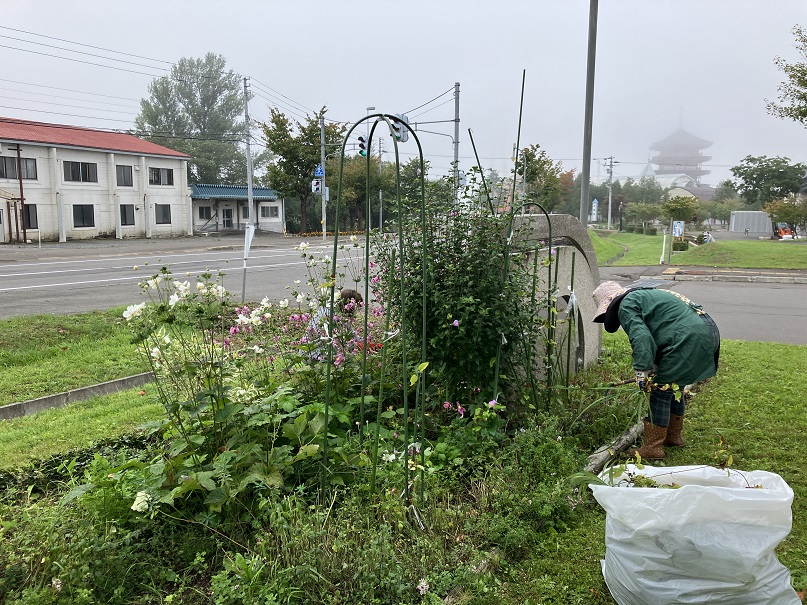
(382, 451), (396, 463)
(279, 298), (289, 308)
(146, 276), (162, 290)
(309, 300), (317, 309)
(196, 282), (206, 291)
(298, 241), (309, 252)
(151, 346), (161, 359)
(123, 302), (146, 320)
(296, 294), (305, 303)
(350, 235), (358, 243)
(131, 491), (153, 512)
(51, 578), (62, 592)
(251, 345), (264, 354)
(168, 293), (181, 307)
(294, 280), (301, 285)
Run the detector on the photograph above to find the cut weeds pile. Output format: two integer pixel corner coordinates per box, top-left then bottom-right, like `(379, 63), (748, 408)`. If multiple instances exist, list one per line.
(1, 318), (804, 603)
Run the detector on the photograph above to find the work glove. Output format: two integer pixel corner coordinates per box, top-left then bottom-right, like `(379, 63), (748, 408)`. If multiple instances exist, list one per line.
(635, 370), (651, 391)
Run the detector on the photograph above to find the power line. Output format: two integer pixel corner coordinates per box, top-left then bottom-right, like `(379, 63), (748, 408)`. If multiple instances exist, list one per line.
(0, 94), (137, 115)
(404, 86), (454, 115)
(0, 78), (142, 101)
(1, 87), (140, 109)
(250, 78), (315, 114)
(0, 106), (136, 124)
(410, 97), (455, 120)
(0, 33), (171, 72)
(0, 43), (164, 77)
(0, 25), (173, 65)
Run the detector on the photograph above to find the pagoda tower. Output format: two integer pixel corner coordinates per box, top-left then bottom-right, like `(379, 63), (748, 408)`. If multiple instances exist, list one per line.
(649, 128), (712, 183)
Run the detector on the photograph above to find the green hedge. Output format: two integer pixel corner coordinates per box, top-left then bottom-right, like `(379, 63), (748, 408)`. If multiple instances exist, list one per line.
(672, 241), (688, 251)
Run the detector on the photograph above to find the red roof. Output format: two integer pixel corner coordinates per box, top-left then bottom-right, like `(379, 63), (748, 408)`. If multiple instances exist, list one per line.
(0, 117), (190, 159)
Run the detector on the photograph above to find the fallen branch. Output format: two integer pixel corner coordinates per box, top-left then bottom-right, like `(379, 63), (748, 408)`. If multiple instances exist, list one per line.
(584, 421), (643, 474)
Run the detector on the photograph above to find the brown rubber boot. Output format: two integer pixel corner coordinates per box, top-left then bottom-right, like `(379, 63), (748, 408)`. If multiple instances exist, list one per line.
(628, 420), (667, 460)
(664, 414), (685, 447)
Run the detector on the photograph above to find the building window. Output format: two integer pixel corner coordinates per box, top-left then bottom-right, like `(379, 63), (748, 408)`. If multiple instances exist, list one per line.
(198, 206), (212, 220)
(64, 161), (98, 183)
(242, 206), (249, 219)
(261, 205), (279, 218)
(73, 204), (95, 227)
(116, 165), (133, 187)
(149, 167), (174, 186)
(155, 204), (171, 224)
(0, 157), (37, 180)
(23, 204), (38, 229)
(120, 204), (135, 226)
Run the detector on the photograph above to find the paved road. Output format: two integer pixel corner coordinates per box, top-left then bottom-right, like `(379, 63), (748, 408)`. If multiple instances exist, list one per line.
(2, 233), (807, 345)
(0, 233), (338, 318)
(599, 265), (807, 345)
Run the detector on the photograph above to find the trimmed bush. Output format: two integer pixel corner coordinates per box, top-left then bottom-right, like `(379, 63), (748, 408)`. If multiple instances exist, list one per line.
(672, 241), (688, 252)
(624, 225), (636, 233)
(643, 227), (658, 236)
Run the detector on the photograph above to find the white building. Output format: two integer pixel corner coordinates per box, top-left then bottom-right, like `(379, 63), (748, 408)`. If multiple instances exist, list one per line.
(0, 117), (191, 243)
(191, 184), (285, 234)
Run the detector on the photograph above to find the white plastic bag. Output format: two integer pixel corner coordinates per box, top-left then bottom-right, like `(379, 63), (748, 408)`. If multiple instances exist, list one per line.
(590, 465), (801, 604)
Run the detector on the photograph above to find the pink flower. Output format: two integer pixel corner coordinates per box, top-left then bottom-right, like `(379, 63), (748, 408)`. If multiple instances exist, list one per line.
(457, 405), (465, 418)
(229, 326), (239, 335)
(443, 401), (452, 409)
(488, 400), (497, 408)
(452, 320), (460, 327)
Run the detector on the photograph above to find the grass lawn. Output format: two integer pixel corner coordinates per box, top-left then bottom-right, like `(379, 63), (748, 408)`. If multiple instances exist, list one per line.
(0, 384), (163, 469)
(591, 230), (807, 269)
(0, 309), (146, 405)
(1, 332), (804, 602)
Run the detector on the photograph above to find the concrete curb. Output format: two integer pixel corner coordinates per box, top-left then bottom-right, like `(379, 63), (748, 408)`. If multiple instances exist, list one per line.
(0, 372), (155, 421)
(652, 274), (807, 284)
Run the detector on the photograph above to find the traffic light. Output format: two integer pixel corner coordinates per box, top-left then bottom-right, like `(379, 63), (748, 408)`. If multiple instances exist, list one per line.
(392, 114), (409, 143)
(358, 136), (368, 156)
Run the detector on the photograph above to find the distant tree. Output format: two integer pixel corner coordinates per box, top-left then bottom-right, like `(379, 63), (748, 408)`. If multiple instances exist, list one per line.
(622, 176), (665, 205)
(764, 194), (807, 234)
(513, 144), (565, 212)
(661, 196), (700, 223)
(623, 201), (660, 227)
(260, 108), (345, 233)
(767, 26), (807, 127)
(711, 179), (739, 204)
(135, 53), (255, 184)
(730, 155), (807, 207)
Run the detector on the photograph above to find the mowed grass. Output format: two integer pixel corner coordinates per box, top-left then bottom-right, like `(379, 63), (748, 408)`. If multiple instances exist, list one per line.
(0, 309), (147, 405)
(592, 231), (807, 269)
(0, 384), (164, 469)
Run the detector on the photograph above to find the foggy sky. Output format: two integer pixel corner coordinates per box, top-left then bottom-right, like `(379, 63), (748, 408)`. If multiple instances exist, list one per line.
(2, 0), (806, 186)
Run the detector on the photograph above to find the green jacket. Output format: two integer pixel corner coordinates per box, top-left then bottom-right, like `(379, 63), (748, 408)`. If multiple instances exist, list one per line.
(616, 288), (718, 386)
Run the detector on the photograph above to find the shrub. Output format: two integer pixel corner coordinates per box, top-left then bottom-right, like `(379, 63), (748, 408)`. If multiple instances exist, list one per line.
(643, 226), (657, 236)
(673, 241), (689, 251)
(624, 225), (636, 233)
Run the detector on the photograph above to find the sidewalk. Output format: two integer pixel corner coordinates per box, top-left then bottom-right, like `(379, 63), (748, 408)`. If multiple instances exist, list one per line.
(0, 231), (303, 262)
(599, 264), (807, 285)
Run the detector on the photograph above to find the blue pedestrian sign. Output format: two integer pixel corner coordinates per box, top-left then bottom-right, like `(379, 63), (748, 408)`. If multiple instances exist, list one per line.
(314, 164), (324, 178)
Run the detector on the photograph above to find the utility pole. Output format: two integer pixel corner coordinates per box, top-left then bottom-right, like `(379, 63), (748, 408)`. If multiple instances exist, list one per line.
(241, 77), (255, 303)
(579, 0), (599, 226)
(320, 115), (326, 241)
(606, 155), (618, 230)
(453, 82), (460, 190)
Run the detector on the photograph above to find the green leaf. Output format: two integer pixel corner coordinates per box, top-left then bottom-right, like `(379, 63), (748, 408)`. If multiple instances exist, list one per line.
(417, 361), (429, 373)
(60, 482), (95, 505)
(293, 443), (320, 463)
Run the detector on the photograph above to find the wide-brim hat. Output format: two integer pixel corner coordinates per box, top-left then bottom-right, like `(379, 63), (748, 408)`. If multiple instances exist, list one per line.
(592, 281), (627, 323)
